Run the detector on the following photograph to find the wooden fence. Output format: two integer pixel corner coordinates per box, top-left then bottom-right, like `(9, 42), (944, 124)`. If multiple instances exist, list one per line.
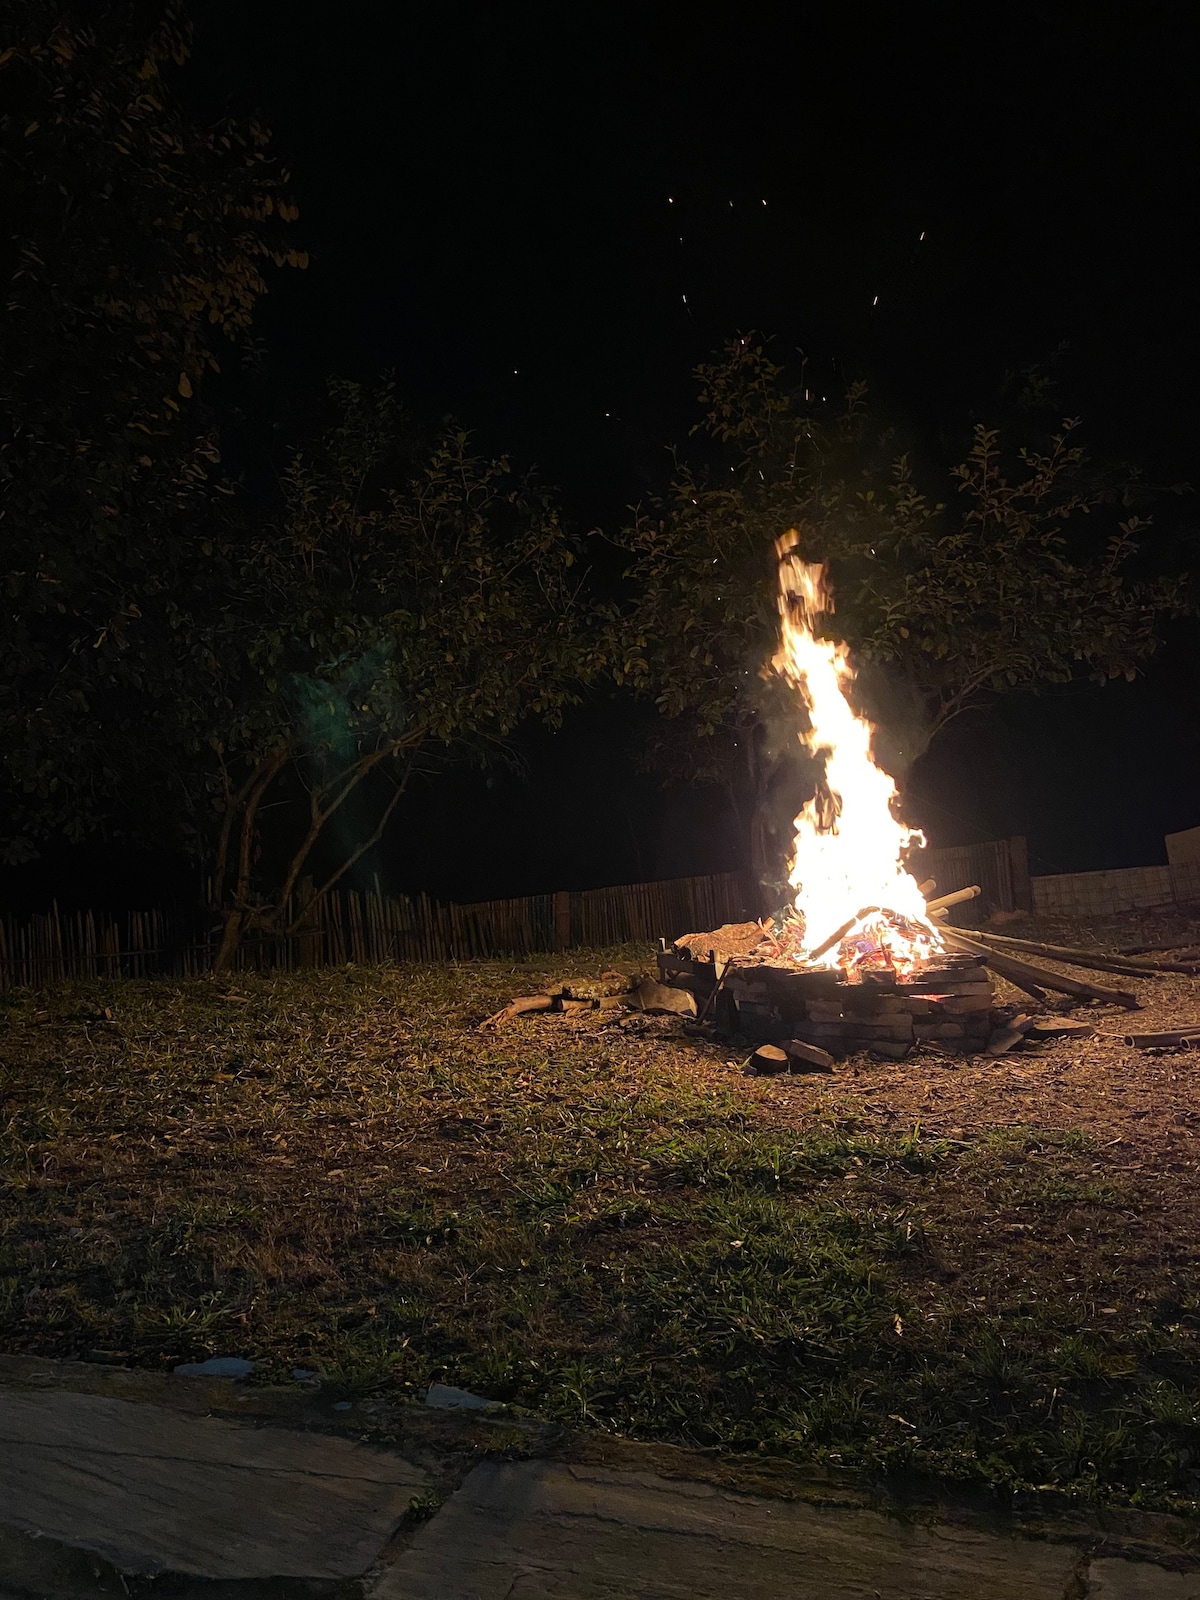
(917, 836), (1031, 915)
(0, 871), (757, 991)
(0, 840), (1037, 991)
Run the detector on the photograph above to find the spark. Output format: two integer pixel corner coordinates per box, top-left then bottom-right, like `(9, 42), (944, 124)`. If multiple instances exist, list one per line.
(872, 295), (879, 306)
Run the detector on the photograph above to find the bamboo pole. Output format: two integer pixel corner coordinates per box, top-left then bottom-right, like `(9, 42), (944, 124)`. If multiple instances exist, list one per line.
(968, 928), (1195, 977)
(1122, 1027), (1200, 1047)
(925, 885), (982, 914)
(941, 927), (1141, 1008)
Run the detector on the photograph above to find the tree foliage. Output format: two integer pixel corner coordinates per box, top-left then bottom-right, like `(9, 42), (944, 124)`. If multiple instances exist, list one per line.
(615, 336), (1188, 797)
(0, 1), (301, 861)
(176, 383), (605, 967)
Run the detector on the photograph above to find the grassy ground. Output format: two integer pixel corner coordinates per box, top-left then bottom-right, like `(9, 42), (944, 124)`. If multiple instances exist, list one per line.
(3, 919), (1200, 1511)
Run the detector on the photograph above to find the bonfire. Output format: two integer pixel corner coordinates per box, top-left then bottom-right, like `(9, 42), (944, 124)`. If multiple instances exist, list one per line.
(765, 531), (943, 981)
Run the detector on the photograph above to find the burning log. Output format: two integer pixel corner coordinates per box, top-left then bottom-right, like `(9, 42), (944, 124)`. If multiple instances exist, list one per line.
(807, 906), (880, 961)
(939, 928), (1141, 1009)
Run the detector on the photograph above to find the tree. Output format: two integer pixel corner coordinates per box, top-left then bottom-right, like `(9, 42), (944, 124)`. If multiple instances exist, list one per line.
(174, 382), (606, 970)
(613, 337), (1189, 893)
(0, 1), (301, 863)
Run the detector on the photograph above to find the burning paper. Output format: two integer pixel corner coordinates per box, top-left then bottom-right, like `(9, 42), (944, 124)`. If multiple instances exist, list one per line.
(773, 532), (942, 977)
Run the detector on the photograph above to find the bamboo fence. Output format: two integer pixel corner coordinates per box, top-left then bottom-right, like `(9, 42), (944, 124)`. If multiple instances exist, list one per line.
(0, 837), (1036, 991)
(0, 871), (755, 990)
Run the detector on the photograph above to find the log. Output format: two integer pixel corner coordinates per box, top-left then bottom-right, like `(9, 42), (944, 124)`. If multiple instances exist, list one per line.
(807, 906), (881, 961)
(749, 1044), (790, 1074)
(967, 929), (1182, 978)
(924, 885), (981, 914)
(695, 957), (735, 1023)
(986, 1013), (1036, 1055)
(917, 878), (936, 897)
(781, 1038), (836, 1071)
(1026, 1017), (1094, 1039)
(868, 1040), (912, 1059)
(939, 928), (1140, 1009)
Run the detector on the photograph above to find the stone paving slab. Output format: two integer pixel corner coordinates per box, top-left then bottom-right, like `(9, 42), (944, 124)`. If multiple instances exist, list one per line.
(1088, 1561), (1200, 1598)
(373, 1458), (1083, 1599)
(0, 1389), (428, 1581)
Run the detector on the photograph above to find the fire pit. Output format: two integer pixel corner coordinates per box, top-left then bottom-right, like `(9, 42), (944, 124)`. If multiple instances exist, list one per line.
(659, 932), (994, 1058)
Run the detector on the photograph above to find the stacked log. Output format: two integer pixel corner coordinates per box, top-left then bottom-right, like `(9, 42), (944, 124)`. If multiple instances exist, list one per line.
(724, 955), (993, 1056)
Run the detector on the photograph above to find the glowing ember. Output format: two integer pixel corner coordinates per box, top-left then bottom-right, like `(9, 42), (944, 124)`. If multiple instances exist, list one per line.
(772, 531), (943, 978)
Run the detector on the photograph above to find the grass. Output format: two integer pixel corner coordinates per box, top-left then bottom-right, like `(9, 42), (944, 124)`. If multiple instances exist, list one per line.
(3, 949), (1200, 1511)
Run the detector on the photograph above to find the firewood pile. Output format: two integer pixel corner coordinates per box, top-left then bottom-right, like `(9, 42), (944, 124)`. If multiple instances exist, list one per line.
(659, 936), (993, 1059)
(482, 970), (699, 1030)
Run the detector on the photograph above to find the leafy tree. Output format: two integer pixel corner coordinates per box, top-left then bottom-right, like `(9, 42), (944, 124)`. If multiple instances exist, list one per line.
(613, 337), (1189, 891)
(176, 383), (605, 970)
(0, 1), (301, 862)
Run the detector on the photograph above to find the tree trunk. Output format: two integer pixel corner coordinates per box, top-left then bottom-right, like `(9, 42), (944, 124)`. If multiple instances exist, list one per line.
(212, 909), (243, 975)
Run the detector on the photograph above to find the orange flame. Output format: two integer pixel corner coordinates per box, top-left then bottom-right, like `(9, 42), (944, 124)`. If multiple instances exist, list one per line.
(773, 532), (942, 977)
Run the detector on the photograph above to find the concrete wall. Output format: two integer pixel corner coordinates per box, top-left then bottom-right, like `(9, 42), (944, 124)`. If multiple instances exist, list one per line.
(1032, 861), (1200, 918)
(1166, 825), (1200, 866)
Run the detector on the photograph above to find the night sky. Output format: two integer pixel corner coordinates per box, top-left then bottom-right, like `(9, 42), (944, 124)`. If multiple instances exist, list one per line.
(70, 3), (1200, 904)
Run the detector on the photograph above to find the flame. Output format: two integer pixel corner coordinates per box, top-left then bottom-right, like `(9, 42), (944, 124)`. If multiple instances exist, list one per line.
(773, 532), (942, 977)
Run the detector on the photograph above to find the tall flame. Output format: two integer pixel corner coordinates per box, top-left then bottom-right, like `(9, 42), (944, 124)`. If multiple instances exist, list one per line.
(773, 532), (941, 975)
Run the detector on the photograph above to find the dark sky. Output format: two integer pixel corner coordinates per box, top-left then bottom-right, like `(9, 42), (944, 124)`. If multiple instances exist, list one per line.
(187, 2), (1199, 498)
(35, 0), (1198, 908)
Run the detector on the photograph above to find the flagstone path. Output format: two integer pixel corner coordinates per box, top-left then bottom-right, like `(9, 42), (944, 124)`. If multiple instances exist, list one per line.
(0, 1357), (1196, 1598)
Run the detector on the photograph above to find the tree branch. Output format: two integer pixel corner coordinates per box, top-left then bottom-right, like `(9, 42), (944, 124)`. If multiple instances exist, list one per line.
(303, 767), (411, 913)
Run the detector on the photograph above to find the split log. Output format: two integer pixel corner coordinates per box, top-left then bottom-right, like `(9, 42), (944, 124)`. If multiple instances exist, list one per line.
(924, 885), (981, 914)
(914, 1020), (966, 1038)
(696, 956), (736, 1024)
(986, 1013), (1036, 1055)
(781, 1038), (836, 1071)
(631, 980), (697, 1017)
(868, 1041), (912, 1059)
(940, 928), (1140, 1009)
(1025, 1017), (1095, 1039)
(967, 929), (1185, 978)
